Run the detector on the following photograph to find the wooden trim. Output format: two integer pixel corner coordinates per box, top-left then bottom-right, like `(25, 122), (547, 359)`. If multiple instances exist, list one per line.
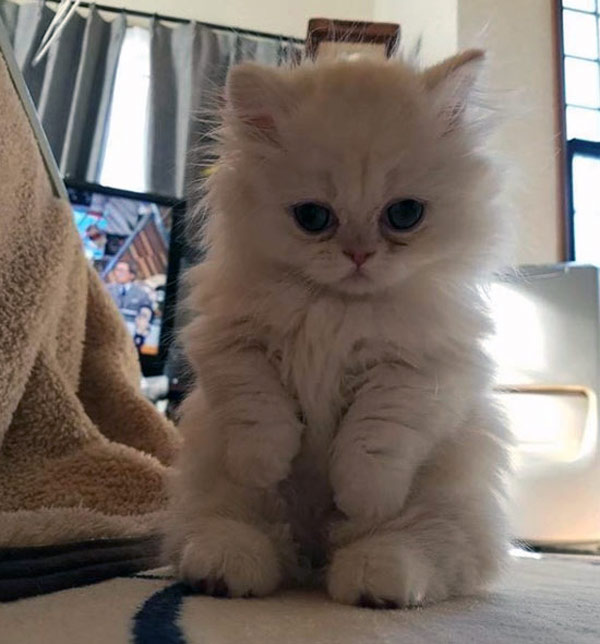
(552, 0), (569, 261)
(495, 385), (591, 397)
(305, 18), (400, 60)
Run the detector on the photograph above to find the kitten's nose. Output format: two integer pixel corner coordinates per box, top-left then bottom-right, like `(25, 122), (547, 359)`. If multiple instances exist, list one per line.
(343, 250), (374, 268)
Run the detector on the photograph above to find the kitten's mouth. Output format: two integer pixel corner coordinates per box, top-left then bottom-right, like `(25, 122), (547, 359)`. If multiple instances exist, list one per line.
(335, 269), (375, 295)
(342, 268), (370, 283)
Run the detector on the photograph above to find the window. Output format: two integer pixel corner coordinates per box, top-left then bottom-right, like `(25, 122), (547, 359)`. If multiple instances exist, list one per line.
(562, 1), (600, 261)
(99, 26), (150, 193)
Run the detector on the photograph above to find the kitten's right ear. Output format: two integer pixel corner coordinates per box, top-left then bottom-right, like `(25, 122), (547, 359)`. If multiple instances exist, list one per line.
(226, 63), (293, 138)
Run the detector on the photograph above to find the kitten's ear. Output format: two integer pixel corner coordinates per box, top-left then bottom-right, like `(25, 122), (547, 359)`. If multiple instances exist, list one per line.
(226, 63), (292, 137)
(423, 49), (485, 132)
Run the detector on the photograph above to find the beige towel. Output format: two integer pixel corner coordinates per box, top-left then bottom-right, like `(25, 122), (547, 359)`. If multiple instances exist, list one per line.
(0, 51), (180, 547)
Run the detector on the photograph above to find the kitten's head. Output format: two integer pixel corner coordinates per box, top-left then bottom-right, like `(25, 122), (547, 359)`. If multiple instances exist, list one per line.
(206, 51), (505, 296)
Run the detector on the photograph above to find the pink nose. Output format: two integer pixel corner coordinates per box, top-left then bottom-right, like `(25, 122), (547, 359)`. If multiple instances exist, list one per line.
(343, 250), (373, 268)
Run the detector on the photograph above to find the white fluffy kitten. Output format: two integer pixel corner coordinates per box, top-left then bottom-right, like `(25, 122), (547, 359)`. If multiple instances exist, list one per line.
(165, 50), (510, 608)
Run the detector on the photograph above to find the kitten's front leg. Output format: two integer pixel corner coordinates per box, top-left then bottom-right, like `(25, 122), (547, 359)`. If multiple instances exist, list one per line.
(208, 348), (303, 489)
(165, 387), (298, 598)
(330, 362), (452, 523)
(327, 405), (508, 607)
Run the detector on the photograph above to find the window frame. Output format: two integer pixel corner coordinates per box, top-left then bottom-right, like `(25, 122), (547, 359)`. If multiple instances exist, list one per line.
(565, 137), (600, 260)
(558, 1), (600, 261)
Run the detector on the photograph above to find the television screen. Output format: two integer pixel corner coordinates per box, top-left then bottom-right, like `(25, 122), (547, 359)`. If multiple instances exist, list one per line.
(67, 183), (177, 359)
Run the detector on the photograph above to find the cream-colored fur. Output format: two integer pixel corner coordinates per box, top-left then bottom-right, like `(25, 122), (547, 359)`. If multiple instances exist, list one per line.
(165, 51), (511, 608)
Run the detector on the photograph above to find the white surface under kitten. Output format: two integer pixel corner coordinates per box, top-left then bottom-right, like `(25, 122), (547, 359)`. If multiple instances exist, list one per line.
(165, 50), (511, 608)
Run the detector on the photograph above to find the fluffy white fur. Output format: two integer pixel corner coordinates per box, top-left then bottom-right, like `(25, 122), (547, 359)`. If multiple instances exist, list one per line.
(165, 51), (511, 608)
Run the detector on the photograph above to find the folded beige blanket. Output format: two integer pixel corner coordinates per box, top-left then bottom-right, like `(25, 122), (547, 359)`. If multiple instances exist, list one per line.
(0, 51), (180, 548)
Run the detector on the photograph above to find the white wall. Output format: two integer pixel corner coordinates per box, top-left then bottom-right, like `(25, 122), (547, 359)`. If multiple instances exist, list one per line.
(374, 0), (457, 65)
(96, 0), (375, 38)
(459, 0), (562, 264)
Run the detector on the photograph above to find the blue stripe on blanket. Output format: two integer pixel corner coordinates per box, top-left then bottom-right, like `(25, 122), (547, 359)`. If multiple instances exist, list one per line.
(132, 583), (188, 644)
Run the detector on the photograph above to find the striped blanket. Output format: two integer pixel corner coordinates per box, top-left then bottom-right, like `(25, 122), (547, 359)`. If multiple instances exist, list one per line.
(1, 553), (599, 643)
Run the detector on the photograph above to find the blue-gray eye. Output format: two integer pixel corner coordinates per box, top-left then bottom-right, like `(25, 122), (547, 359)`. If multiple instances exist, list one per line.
(292, 202), (333, 233)
(384, 199), (425, 231)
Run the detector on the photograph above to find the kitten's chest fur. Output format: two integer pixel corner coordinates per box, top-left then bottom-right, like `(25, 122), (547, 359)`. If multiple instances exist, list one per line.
(268, 299), (393, 450)
(261, 296), (415, 566)
(263, 296), (420, 497)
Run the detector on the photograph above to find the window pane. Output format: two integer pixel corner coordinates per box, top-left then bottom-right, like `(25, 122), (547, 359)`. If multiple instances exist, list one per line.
(567, 106), (600, 140)
(563, 10), (598, 59)
(572, 154), (600, 263)
(565, 57), (600, 107)
(564, 0), (596, 11)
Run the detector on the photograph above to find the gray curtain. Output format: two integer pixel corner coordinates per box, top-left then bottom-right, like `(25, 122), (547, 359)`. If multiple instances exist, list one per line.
(147, 21), (302, 198)
(0, 1), (126, 182)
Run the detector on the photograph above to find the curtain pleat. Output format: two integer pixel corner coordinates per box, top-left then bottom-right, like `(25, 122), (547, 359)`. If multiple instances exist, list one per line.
(147, 21), (301, 198)
(61, 10), (126, 181)
(0, 1), (126, 183)
(5, 2), (54, 104)
(0, 1), (301, 197)
(0, 0), (18, 38)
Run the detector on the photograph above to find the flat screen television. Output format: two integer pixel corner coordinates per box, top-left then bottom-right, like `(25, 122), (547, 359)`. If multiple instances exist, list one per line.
(66, 180), (185, 377)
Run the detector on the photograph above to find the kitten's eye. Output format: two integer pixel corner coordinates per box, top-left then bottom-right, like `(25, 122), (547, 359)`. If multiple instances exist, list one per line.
(383, 199), (425, 231)
(292, 202), (334, 234)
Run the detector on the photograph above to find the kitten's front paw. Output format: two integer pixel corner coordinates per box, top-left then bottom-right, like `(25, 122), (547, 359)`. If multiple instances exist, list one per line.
(225, 433), (293, 488)
(331, 453), (412, 522)
(327, 534), (438, 608)
(178, 519), (281, 598)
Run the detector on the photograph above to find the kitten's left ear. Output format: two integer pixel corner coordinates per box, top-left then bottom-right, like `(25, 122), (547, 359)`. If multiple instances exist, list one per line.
(226, 63), (293, 138)
(423, 49), (485, 132)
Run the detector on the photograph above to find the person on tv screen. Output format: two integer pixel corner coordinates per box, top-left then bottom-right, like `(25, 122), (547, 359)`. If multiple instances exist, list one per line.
(82, 223), (107, 263)
(133, 304), (154, 350)
(106, 260), (153, 317)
